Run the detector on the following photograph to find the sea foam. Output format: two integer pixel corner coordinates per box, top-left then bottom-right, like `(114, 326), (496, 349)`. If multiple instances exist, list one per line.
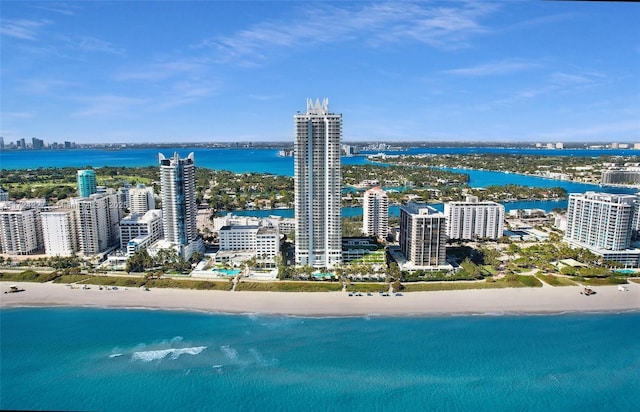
(131, 346), (207, 362)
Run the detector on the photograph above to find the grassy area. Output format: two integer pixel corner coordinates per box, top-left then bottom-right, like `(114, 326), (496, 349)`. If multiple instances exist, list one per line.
(84, 276), (146, 287)
(402, 281), (507, 292)
(53, 274), (94, 284)
(630, 278), (640, 284)
(236, 281), (342, 292)
(346, 283), (388, 293)
(346, 250), (386, 265)
(536, 274), (577, 287)
(98, 174), (153, 186)
(482, 265), (498, 276)
(0, 270), (59, 283)
(575, 276), (628, 286)
(401, 275), (542, 292)
(147, 278), (232, 291)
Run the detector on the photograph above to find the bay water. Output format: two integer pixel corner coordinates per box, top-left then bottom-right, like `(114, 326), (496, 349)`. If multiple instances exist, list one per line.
(3, 147), (637, 216)
(1, 308), (639, 411)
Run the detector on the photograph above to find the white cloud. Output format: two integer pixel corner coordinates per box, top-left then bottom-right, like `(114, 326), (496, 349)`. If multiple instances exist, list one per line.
(0, 19), (49, 40)
(115, 61), (205, 82)
(60, 35), (124, 55)
(72, 95), (147, 117)
(443, 59), (539, 76)
(196, 2), (497, 65)
(248, 94), (285, 101)
(32, 2), (80, 16)
(1, 111), (35, 119)
(18, 78), (76, 95)
(151, 79), (220, 110)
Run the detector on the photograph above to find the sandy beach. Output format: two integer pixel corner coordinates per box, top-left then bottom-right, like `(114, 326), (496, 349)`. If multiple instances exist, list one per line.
(2, 281), (639, 316)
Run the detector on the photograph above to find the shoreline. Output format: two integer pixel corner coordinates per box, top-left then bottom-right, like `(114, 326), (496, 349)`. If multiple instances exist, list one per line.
(2, 281), (639, 318)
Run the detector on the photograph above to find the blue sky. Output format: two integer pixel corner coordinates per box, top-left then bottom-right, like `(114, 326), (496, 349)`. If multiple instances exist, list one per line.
(1, 1), (639, 144)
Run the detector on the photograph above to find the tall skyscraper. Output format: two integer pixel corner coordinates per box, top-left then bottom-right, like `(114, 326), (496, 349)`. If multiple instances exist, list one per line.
(77, 170), (97, 198)
(159, 152), (200, 258)
(294, 98), (342, 268)
(444, 196), (505, 241)
(363, 187), (389, 238)
(400, 202), (447, 268)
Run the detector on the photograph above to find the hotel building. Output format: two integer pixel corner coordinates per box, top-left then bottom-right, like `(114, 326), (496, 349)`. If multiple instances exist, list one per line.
(362, 187), (389, 238)
(219, 225), (280, 259)
(294, 98), (342, 268)
(399, 202), (447, 268)
(444, 196), (504, 241)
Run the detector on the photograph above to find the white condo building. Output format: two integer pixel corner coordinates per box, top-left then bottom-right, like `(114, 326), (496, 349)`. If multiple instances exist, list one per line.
(41, 209), (78, 256)
(444, 196), (505, 240)
(73, 192), (122, 256)
(120, 209), (163, 256)
(159, 152), (202, 259)
(399, 202), (448, 268)
(363, 187), (389, 238)
(294, 98), (342, 268)
(129, 184), (155, 214)
(564, 192), (637, 251)
(0, 206), (42, 255)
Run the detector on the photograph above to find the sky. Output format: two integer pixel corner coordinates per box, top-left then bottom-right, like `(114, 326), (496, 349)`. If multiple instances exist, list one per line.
(1, 1), (639, 144)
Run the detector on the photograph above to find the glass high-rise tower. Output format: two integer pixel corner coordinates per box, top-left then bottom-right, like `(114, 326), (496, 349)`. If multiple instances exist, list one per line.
(77, 170), (97, 198)
(294, 98), (342, 268)
(159, 152), (199, 258)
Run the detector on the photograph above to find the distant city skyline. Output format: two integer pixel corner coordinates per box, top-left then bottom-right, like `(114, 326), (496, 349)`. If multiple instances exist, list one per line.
(1, 1), (639, 143)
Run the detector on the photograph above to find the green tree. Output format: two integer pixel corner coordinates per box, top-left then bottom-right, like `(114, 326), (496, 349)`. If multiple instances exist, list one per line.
(126, 249), (153, 273)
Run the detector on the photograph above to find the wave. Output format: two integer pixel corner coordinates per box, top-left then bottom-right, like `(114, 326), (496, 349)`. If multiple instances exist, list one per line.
(220, 345), (238, 361)
(132, 346), (207, 362)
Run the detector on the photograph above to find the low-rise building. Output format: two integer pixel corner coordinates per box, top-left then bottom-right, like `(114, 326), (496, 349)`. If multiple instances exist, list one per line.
(119, 209), (163, 256)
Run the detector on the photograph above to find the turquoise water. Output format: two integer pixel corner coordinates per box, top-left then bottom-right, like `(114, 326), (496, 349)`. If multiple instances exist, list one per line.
(1, 308), (639, 411)
(212, 269), (241, 276)
(3, 146), (639, 171)
(0, 147), (367, 174)
(3, 146), (636, 214)
(220, 201), (569, 219)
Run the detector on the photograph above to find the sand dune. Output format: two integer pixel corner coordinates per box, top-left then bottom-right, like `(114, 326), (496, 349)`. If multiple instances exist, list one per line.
(1, 281), (638, 317)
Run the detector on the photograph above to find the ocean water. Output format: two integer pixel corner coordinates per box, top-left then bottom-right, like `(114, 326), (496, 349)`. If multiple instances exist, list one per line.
(1, 308), (639, 411)
(0, 147), (367, 174)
